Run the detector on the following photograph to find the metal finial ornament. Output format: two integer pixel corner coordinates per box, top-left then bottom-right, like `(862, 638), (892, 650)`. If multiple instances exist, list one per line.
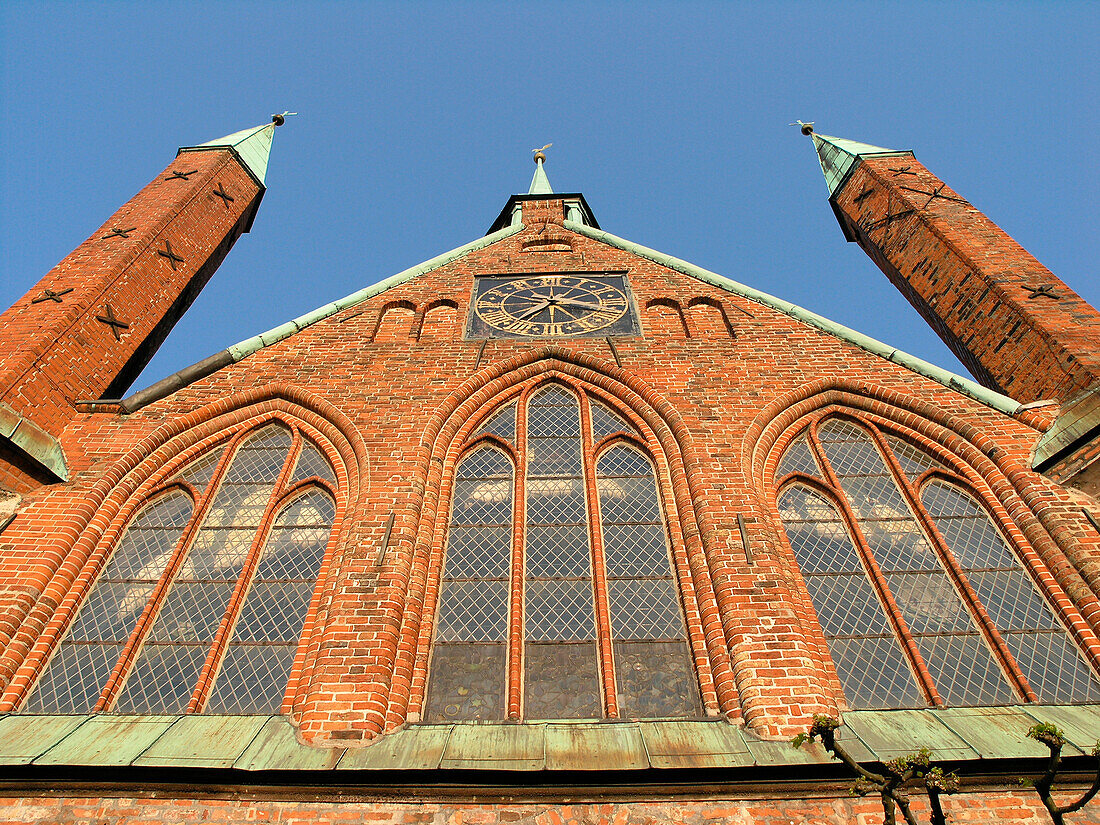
(271, 111), (298, 126)
(789, 120), (815, 136)
(532, 143), (552, 163)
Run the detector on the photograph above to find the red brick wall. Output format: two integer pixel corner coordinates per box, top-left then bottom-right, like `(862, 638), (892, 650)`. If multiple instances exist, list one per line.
(0, 790), (1095, 825)
(832, 156), (1100, 404)
(0, 198), (1098, 744)
(0, 148), (261, 443)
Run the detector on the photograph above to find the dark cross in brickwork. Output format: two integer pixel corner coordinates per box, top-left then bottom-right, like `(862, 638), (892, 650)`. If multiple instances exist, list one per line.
(1025, 284), (1060, 300)
(31, 287), (74, 304)
(212, 183), (235, 206)
(888, 165), (919, 176)
(863, 208), (914, 235)
(165, 169), (197, 182)
(95, 304), (130, 341)
(101, 226), (137, 240)
(157, 240), (185, 270)
(900, 184), (967, 209)
(853, 187), (875, 204)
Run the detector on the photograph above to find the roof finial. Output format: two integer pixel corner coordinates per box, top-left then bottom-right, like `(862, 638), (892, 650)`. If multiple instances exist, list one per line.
(790, 120), (815, 136)
(271, 111), (298, 127)
(532, 143), (552, 163)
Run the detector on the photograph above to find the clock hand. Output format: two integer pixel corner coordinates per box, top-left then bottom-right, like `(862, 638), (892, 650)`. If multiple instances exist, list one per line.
(556, 298), (606, 312)
(517, 300), (551, 321)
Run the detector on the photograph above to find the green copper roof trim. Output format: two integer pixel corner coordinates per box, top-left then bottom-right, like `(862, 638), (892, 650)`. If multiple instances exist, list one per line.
(562, 220), (1021, 416)
(225, 224), (524, 361)
(0, 401), (68, 481)
(811, 132), (911, 197)
(180, 123), (276, 185)
(528, 158), (554, 195)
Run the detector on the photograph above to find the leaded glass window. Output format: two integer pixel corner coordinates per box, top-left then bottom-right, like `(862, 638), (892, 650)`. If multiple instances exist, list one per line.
(24, 422), (338, 714)
(775, 415), (1100, 709)
(425, 384), (702, 721)
(424, 445), (512, 721)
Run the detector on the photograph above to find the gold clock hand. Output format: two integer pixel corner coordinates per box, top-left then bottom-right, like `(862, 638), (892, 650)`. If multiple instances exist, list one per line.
(517, 300), (551, 321)
(557, 298), (606, 312)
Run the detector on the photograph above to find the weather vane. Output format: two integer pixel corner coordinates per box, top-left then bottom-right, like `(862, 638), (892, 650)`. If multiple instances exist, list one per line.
(532, 143), (552, 162)
(789, 120), (815, 135)
(271, 111), (299, 126)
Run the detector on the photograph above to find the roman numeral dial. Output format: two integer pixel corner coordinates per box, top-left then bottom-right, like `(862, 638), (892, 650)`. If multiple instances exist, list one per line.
(471, 275), (635, 339)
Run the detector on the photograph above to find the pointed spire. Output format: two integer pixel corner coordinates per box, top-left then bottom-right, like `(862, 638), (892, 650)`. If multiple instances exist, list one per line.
(184, 121), (278, 185)
(807, 130), (909, 196)
(529, 150), (554, 195)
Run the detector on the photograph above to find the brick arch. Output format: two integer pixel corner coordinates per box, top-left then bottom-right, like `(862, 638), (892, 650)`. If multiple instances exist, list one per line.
(744, 381), (1100, 694)
(367, 349), (738, 733)
(416, 299), (460, 341)
(372, 300), (418, 342)
(686, 296), (734, 339)
(0, 384), (368, 714)
(644, 297), (689, 339)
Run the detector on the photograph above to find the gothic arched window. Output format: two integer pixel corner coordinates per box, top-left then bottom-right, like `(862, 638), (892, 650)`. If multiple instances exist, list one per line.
(775, 416), (1100, 710)
(24, 422), (337, 715)
(425, 384), (702, 721)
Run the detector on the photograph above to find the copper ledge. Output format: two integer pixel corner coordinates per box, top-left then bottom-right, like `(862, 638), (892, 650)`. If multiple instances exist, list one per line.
(0, 402), (69, 482)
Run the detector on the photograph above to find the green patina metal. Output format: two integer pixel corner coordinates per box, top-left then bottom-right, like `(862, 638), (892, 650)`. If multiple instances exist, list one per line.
(930, 706), (1066, 759)
(561, 220), (1022, 417)
(180, 123), (276, 186)
(810, 132), (912, 197)
(1, 706), (1097, 774)
(529, 157), (554, 195)
(1032, 384), (1100, 469)
(0, 402), (68, 481)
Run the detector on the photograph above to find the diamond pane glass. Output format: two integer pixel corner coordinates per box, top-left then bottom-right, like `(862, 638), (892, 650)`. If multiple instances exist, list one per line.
(526, 477), (586, 523)
(603, 522), (669, 577)
(146, 582), (234, 642)
(885, 435), (945, 479)
(596, 446), (652, 478)
(608, 579), (685, 640)
(474, 403), (517, 443)
(290, 441), (335, 485)
(112, 643), (209, 714)
(1001, 631), (1100, 703)
(776, 436), (821, 479)
(175, 449), (223, 495)
(429, 445), (514, 719)
(527, 438), (583, 476)
(231, 582), (313, 642)
(590, 400), (635, 442)
(778, 485), (926, 708)
(24, 493), (193, 713)
(862, 521), (940, 573)
(23, 643), (124, 714)
(526, 524), (591, 578)
(885, 573), (975, 634)
(828, 636), (926, 709)
(913, 634), (1017, 706)
(596, 476), (661, 522)
(203, 483), (276, 528)
(526, 580), (595, 641)
(256, 527), (329, 581)
(443, 526), (511, 579)
(614, 641), (702, 718)
(922, 480), (1100, 701)
(425, 643), (506, 721)
(524, 642), (601, 719)
(204, 644), (296, 714)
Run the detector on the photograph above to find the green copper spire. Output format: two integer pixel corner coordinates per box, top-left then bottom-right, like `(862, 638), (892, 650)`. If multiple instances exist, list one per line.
(528, 148), (554, 195)
(181, 121), (278, 186)
(809, 130), (910, 196)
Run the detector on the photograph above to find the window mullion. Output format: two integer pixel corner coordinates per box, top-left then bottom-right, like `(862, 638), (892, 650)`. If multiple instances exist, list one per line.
(807, 422), (944, 707)
(187, 430), (303, 712)
(579, 393), (618, 719)
(95, 436), (243, 712)
(509, 398), (527, 721)
(871, 433), (1037, 701)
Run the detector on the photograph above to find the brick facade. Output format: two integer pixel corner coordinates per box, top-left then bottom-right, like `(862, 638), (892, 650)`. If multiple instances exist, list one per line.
(0, 136), (1098, 821)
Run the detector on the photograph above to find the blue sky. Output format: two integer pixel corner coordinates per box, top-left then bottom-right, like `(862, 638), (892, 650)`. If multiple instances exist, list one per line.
(2, 1), (1097, 393)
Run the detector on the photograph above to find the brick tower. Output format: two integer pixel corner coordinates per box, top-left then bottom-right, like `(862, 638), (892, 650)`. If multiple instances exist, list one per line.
(810, 127), (1100, 491)
(0, 120), (278, 484)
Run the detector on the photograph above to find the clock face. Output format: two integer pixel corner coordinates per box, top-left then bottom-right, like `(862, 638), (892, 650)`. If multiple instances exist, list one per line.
(469, 274), (639, 339)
